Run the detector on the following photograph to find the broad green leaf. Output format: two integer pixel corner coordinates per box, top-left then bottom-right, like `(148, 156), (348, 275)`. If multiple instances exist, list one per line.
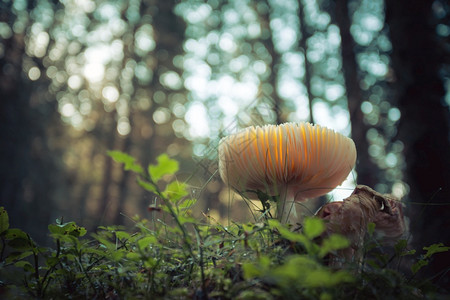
(48, 224), (65, 235)
(138, 236), (158, 250)
(5, 228), (28, 240)
(14, 260), (34, 272)
(0, 207), (9, 233)
(162, 181), (188, 202)
(319, 234), (350, 258)
(242, 223), (254, 233)
(137, 178), (158, 193)
(5, 250), (34, 263)
(84, 247), (107, 257)
(242, 259), (268, 280)
(108, 150), (144, 174)
(423, 243), (450, 259)
(111, 250), (125, 261)
(303, 217), (326, 239)
(304, 269), (353, 287)
(115, 231), (131, 240)
(126, 252), (141, 261)
(48, 222), (86, 237)
(268, 219), (309, 244)
(178, 215), (196, 225)
(94, 236), (115, 250)
(5, 230), (32, 251)
(148, 154), (179, 182)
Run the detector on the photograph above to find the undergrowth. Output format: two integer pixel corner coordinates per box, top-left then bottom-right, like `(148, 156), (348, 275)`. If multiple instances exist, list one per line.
(0, 152), (448, 299)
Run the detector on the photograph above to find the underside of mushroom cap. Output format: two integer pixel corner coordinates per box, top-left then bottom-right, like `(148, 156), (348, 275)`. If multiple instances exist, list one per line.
(218, 122), (357, 200)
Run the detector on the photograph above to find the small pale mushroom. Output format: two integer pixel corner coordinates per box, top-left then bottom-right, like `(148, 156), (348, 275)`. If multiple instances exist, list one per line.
(315, 185), (406, 265)
(218, 122), (357, 223)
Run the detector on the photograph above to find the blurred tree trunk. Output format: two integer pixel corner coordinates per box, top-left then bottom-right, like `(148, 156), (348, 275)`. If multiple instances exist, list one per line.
(0, 2), (63, 244)
(97, 115), (117, 225)
(333, 0), (379, 188)
(259, 0), (283, 124)
(298, 0), (314, 124)
(385, 0), (450, 287)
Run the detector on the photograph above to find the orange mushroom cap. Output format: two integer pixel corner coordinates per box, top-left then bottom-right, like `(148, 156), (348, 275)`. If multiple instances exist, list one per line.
(218, 122), (357, 201)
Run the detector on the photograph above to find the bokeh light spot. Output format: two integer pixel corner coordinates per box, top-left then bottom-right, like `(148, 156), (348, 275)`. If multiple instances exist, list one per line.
(28, 67), (41, 81)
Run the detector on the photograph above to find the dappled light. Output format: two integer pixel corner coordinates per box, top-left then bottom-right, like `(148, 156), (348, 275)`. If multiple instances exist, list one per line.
(1, 0), (449, 296)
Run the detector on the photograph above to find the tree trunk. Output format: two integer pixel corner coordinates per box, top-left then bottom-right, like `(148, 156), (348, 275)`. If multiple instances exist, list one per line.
(260, 0), (284, 124)
(385, 0), (450, 287)
(334, 0), (379, 188)
(298, 0), (314, 124)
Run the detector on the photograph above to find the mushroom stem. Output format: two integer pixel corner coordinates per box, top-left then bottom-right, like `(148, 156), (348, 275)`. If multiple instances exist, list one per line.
(277, 186), (297, 224)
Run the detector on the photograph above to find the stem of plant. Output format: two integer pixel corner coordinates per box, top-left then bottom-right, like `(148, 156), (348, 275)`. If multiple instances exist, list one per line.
(143, 175), (193, 257)
(194, 225), (207, 300)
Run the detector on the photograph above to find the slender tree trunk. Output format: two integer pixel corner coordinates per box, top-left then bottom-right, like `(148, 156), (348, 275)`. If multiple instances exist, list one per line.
(298, 0), (314, 124)
(260, 0), (284, 124)
(0, 5), (62, 244)
(334, 0), (379, 188)
(385, 0), (450, 286)
(97, 115), (117, 225)
(114, 133), (132, 225)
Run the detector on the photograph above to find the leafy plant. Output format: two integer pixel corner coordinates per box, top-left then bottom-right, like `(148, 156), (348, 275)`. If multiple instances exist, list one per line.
(0, 152), (448, 299)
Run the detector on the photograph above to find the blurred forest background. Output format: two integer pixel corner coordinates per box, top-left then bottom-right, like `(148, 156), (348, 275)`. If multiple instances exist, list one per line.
(1, 0), (449, 286)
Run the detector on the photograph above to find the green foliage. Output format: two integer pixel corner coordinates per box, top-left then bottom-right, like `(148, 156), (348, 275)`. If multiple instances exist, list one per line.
(411, 243), (450, 274)
(107, 150), (144, 174)
(0, 152), (448, 299)
(148, 153), (179, 182)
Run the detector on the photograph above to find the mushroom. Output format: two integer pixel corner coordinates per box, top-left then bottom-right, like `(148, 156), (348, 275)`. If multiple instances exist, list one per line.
(315, 185), (406, 265)
(218, 122), (357, 223)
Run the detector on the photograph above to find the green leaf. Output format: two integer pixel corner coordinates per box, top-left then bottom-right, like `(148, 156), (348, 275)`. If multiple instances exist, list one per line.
(5, 250), (34, 263)
(5, 228), (28, 240)
(93, 235), (115, 250)
(148, 154), (179, 182)
(14, 260), (34, 272)
(48, 222), (86, 237)
(303, 217), (326, 239)
(0, 207), (9, 234)
(394, 239), (407, 254)
(144, 257), (157, 268)
(242, 256), (271, 280)
(178, 198), (197, 210)
(48, 224), (65, 235)
(126, 252), (141, 261)
(46, 256), (60, 267)
(319, 234), (350, 258)
(138, 236), (158, 250)
(115, 231), (131, 240)
(5, 229), (33, 251)
(178, 215), (196, 225)
(111, 250), (125, 261)
(108, 150), (144, 174)
(303, 269), (353, 288)
(411, 259), (429, 274)
(137, 178), (158, 193)
(268, 219), (314, 252)
(162, 181), (188, 202)
(394, 239), (416, 256)
(423, 243), (450, 259)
